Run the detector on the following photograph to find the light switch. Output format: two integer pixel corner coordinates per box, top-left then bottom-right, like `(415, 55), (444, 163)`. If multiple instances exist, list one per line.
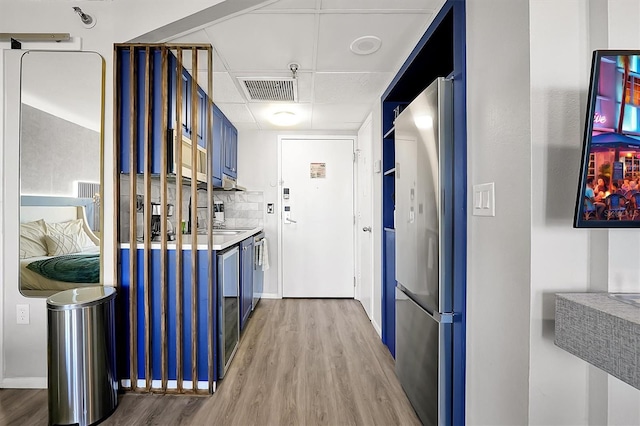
(472, 182), (495, 217)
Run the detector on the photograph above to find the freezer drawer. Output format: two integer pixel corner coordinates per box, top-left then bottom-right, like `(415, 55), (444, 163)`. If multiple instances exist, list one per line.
(395, 288), (452, 426)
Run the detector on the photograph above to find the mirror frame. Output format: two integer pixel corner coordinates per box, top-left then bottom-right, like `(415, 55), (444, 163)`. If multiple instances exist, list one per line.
(18, 50), (106, 297)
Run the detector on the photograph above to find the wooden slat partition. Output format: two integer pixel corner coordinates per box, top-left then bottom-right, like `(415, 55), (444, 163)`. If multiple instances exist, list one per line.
(127, 46), (139, 392)
(190, 46), (199, 394)
(112, 45), (123, 389)
(115, 44), (215, 395)
(160, 47), (170, 393)
(175, 48), (184, 393)
(142, 46), (152, 392)
(206, 45), (215, 393)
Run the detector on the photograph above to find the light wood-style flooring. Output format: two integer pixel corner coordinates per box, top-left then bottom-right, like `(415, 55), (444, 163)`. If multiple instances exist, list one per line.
(0, 299), (420, 425)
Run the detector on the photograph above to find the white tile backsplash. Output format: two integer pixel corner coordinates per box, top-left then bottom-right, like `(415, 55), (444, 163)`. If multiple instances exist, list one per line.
(214, 190), (264, 228)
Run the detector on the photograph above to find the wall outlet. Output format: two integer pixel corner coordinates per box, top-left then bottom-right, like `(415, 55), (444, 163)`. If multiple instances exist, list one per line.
(16, 304), (29, 325)
(267, 203), (274, 214)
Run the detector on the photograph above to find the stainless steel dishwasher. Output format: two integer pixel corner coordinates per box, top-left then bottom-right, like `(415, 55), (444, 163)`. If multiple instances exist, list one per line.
(217, 246), (239, 379)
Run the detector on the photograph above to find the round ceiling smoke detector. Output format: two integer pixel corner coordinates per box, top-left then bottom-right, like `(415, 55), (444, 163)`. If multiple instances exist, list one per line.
(350, 36), (382, 55)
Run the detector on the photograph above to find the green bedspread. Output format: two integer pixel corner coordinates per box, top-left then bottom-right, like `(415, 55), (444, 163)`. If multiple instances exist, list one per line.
(26, 253), (99, 283)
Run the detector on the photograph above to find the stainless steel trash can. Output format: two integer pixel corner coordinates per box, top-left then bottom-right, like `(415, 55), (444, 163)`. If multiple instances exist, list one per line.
(47, 286), (118, 426)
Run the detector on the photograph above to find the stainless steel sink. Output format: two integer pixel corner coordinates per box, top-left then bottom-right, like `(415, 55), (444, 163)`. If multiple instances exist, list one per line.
(609, 293), (640, 307)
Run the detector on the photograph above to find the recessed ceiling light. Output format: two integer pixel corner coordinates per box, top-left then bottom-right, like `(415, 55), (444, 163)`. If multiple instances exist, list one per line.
(350, 36), (382, 55)
(270, 111), (298, 126)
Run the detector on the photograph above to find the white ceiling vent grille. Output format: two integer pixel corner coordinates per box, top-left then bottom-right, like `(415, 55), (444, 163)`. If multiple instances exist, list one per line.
(237, 77), (298, 102)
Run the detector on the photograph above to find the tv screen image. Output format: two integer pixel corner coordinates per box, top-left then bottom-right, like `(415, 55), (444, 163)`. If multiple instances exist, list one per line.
(575, 50), (640, 227)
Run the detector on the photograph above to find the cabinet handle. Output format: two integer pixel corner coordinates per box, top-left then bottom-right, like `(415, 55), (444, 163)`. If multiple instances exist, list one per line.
(362, 226), (372, 232)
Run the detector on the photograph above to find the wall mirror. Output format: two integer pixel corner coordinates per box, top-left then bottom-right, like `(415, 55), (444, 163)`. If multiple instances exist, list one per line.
(19, 50), (104, 298)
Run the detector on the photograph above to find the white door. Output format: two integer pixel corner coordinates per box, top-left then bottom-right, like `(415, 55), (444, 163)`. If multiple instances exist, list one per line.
(281, 138), (354, 298)
(356, 116), (374, 318)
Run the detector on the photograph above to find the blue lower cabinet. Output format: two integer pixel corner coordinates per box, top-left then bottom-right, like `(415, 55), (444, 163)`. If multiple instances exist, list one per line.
(382, 230), (396, 357)
(120, 248), (217, 390)
(239, 238), (254, 331)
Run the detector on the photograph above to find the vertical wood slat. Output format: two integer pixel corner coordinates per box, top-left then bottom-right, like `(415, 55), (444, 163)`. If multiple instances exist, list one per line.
(160, 46), (169, 392)
(190, 46), (199, 393)
(206, 45), (215, 393)
(175, 47), (184, 393)
(143, 47), (152, 392)
(113, 46), (124, 390)
(128, 46), (139, 391)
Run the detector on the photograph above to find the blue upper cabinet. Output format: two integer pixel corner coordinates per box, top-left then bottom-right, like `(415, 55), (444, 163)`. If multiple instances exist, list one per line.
(223, 119), (238, 179)
(118, 47), (165, 174)
(212, 105), (224, 187)
(212, 104), (238, 182)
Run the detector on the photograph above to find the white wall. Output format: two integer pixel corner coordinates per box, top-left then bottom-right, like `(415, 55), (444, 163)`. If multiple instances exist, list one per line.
(466, 0), (640, 424)
(528, 1), (594, 423)
(466, 0), (532, 424)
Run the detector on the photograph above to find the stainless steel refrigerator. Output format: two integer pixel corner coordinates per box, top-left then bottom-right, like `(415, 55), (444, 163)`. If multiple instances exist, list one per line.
(394, 77), (454, 426)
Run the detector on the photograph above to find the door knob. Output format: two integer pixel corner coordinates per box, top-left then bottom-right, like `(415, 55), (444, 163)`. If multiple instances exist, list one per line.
(362, 226), (372, 232)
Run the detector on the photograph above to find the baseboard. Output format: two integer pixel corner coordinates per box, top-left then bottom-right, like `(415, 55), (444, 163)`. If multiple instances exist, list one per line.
(0, 376), (47, 389)
(372, 318), (382, 337)
(260, 293), (280, 299)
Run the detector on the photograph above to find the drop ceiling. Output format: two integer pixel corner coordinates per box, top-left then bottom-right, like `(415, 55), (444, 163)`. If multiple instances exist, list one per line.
(166, 0), (445, 131)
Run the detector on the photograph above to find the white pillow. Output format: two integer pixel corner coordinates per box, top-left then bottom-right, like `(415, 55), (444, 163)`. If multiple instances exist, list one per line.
(20, 219), (48, 258)
(46, 219), (96, 249)
(45, 231), (84, 256)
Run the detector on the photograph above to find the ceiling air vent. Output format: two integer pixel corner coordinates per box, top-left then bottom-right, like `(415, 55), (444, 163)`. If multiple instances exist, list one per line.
(237, 77), (298, 102)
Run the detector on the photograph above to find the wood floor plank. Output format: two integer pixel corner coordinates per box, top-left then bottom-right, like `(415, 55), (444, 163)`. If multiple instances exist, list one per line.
(0, 299), (420, 426)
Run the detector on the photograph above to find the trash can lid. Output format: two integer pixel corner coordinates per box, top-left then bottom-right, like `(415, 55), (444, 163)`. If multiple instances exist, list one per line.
(47, 286), (116, 310)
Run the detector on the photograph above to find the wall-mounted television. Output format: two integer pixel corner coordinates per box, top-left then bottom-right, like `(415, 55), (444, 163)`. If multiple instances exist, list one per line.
(575, 50), (640, 228)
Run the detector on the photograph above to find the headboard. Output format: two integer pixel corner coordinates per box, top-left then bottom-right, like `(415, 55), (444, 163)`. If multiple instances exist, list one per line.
(20, 195), (100, 245)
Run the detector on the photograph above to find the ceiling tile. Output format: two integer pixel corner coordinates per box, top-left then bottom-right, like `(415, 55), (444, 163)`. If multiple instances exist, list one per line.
(211, 72), (246, 103)
(314, 72), (393, 104)
(203, 14), (316, 72)
(216, 103), (256, 123)
(233, 122), (262, 131)
(261, 0), (318, 10)
(316, 13), (431, 72)
(312, 103), (372, 126)
(320, 0), (444, 11)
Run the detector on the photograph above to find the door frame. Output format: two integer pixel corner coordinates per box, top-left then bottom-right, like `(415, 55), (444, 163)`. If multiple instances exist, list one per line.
(277, 135), (357, 298)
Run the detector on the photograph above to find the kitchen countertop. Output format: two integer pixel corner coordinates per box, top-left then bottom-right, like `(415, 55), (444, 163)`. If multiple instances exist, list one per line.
(120, 227), (263, 251)
(555, 292), (640, 390)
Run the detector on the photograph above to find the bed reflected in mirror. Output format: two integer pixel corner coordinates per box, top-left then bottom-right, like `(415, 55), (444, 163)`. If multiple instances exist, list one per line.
(19, 51), (104, 298)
